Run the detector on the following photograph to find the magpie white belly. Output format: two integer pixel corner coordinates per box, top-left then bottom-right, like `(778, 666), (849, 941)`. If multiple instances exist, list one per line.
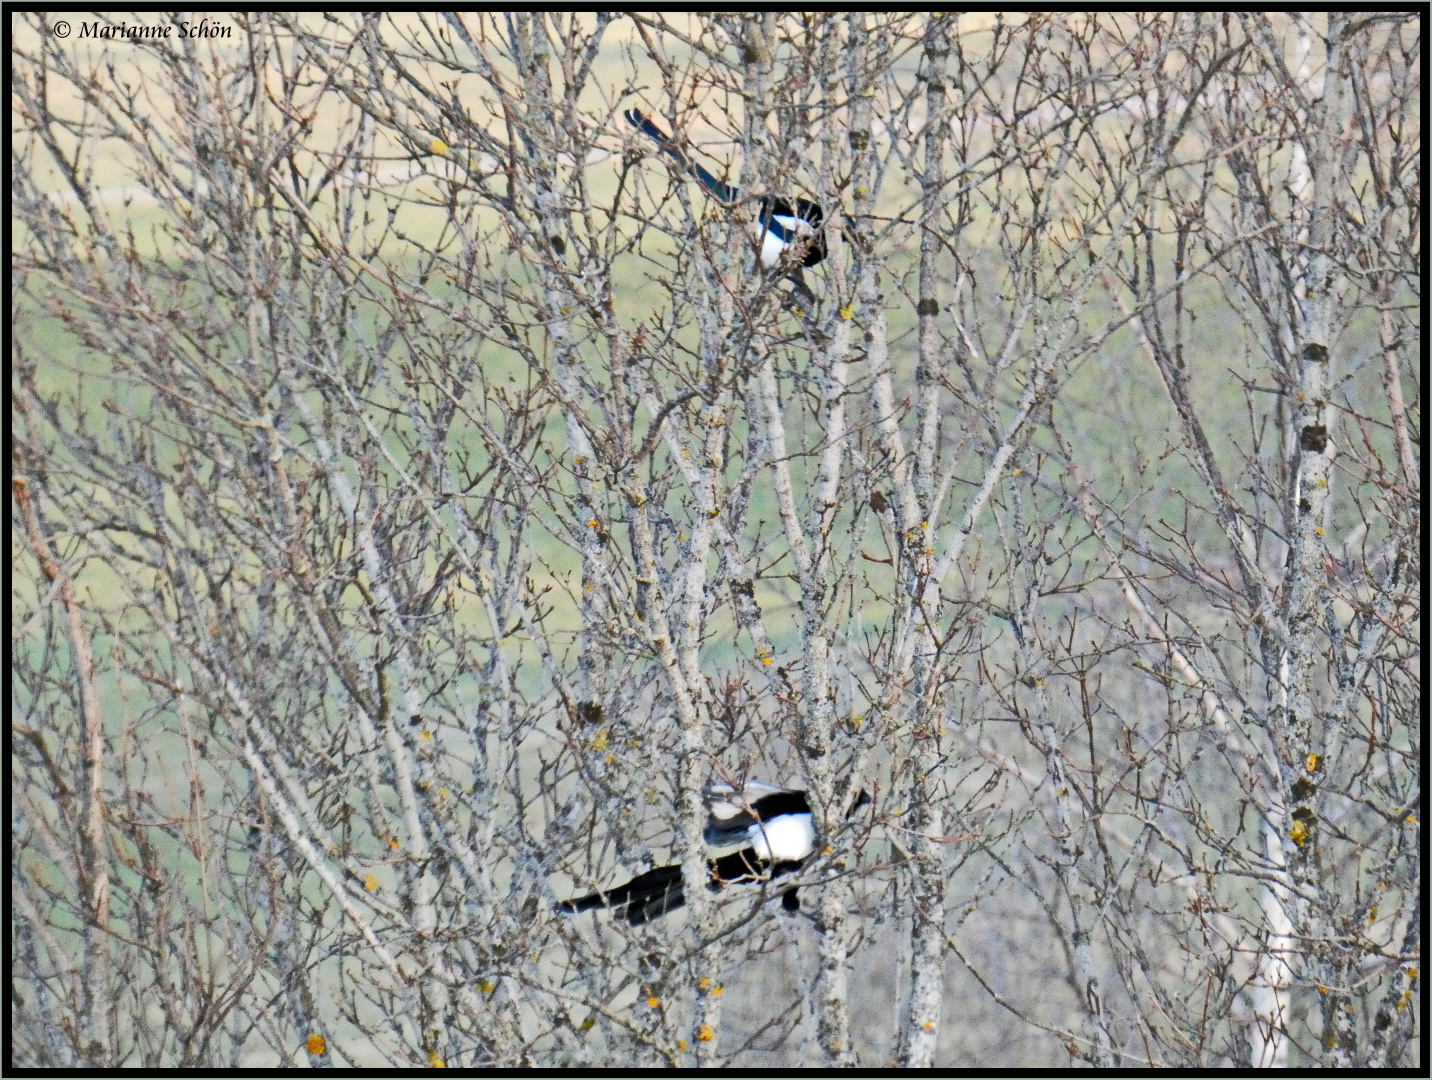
(750, 814), (816, 862)
(757, 227), (789, 268)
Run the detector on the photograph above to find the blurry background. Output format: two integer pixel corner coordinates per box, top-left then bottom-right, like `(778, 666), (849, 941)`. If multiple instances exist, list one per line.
(10, 12), (1420, 1068)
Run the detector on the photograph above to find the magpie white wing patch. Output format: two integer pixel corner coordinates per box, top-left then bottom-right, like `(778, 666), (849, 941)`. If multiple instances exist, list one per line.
(771, 213), (815, 236)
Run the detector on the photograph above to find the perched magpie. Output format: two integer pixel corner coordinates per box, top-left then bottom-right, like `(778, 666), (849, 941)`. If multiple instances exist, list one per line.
(625, 109), (828, 299)
(558, 781), (844, 926)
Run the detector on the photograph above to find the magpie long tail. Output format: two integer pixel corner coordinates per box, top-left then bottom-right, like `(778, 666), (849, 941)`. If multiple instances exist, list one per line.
(558, 863), (683, 926)
(624, 108), (736, 204)
(558, 849), (802, 926)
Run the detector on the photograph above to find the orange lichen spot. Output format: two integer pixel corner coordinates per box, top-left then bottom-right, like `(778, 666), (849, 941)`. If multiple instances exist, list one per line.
(698, 976), (712, 991)
(923, 1020), (935, 1031)
(697, 1025), (715, 1042)
(711, 986), (722, 997)
(677, 1039), (687, 1052)
(647, 995), (660, 1008)
(587, 519), (598, 528)
(364, 874), (378, 891)
(305, 1033), (326, 1055)
(1305, 753), (1319, 772)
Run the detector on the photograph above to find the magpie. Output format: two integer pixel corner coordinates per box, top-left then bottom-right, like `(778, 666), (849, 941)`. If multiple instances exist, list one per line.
(625, 109), (828, 301)
(557, 782), (867, 926)
(557, 782), (813, 926)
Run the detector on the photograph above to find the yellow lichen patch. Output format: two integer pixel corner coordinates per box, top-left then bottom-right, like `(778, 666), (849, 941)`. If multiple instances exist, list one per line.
(1289, 820), (1308, 847)
(305, 1034), (326, 1055)
(697, 1025), (715, 1042)
(698, 976), (712, 991)
(364, 874), (378, 891)
(1305, 753), (1319, 772)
